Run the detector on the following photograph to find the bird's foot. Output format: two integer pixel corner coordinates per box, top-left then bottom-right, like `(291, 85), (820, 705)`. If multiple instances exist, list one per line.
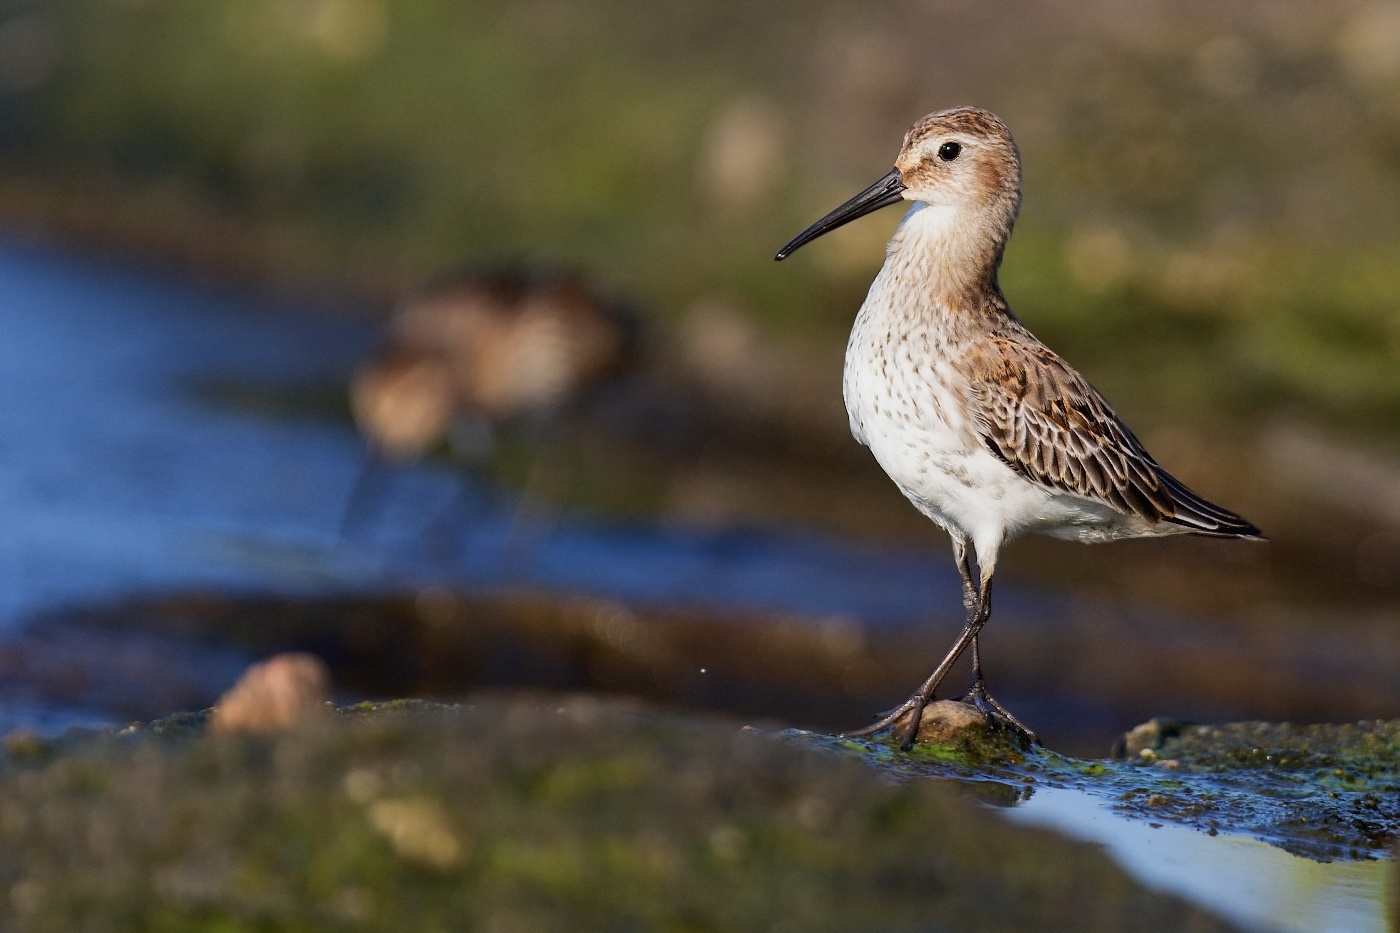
(840, 694), (930, 751)
(958, 679), (1038, 745)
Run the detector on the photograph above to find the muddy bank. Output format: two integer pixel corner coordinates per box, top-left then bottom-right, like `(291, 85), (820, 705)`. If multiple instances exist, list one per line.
(0, 695), (1244, 932)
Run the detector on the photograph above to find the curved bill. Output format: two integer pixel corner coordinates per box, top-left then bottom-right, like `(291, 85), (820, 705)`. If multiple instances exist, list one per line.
(774, 167), (906, 261)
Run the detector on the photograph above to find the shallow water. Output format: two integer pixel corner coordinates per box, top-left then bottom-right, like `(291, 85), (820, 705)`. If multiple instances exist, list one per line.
(1007, 786), (1391, 933)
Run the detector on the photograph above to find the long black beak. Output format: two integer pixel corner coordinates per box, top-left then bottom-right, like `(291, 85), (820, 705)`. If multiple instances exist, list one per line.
(774, 167), (906, 261)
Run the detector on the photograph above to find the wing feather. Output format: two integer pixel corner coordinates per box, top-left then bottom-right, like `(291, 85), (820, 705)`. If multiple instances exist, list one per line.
(963, 338), (1259, 537)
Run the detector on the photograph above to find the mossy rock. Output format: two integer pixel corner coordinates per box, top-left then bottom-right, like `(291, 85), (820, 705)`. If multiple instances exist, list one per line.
(0, 695), (1241, 932)
(1114, 717), (1400, 773)
(801, 712), (1400, 863)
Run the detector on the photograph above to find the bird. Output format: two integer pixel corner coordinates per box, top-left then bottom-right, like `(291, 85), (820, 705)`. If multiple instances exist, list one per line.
(344, 267), (635, 538)
(775, 106), (1260, 749)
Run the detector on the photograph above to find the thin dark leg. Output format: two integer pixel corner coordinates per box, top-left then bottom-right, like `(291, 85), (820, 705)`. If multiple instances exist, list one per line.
(842, 568), (992, 750)
(954, 539), (978, 614)
(952, 541), (1037, 742)
(954, 540), (986, 690)
(960, 609), (1038, 744)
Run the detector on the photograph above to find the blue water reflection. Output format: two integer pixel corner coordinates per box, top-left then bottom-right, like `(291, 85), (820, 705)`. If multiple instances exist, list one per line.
(1007, 786), (1390, 933)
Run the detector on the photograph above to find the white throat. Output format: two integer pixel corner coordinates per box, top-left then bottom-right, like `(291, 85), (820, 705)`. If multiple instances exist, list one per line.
(892, 200), (960, 252)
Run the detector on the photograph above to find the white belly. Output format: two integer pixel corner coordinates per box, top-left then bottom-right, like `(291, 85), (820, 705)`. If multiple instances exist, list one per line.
(842, 303), (1141, 557)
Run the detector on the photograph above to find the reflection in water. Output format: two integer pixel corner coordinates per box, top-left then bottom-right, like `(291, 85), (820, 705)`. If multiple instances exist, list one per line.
(0, 697), (114, 735)
(1005, 786), (1391, 933)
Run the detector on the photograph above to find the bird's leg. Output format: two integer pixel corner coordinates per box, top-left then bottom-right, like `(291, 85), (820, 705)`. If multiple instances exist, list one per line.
(956, 585), (1038, 744)
(954, 540), (984, 693)
(959, 638), (1038, 743)
(842, 563), (992, 750)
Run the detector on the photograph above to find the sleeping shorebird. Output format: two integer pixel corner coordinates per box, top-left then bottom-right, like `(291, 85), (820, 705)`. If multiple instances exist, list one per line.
(345, 268), (634, 536)
(776, 107), (1260, 749)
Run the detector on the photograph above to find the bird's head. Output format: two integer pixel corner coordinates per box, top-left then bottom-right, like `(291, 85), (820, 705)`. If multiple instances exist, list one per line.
(775, 106), (1020, 261)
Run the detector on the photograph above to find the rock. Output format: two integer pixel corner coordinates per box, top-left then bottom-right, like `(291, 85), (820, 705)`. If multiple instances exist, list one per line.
(1112, 717), (1400, 770)
(1110, 716), (1186, 759)
(891, 699), (1033, 760)
(912, 699), (991, 740)
(1102, 716), (1400, 858)
(207, 653), (331, 735)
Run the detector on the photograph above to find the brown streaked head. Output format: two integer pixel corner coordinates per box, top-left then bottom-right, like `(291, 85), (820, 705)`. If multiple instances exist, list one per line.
(894, 106), (1020, 210)
(775, 106), (1020, 260)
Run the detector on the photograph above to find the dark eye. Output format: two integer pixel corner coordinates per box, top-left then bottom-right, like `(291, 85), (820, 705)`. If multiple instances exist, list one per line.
(937, 141), (962, 161)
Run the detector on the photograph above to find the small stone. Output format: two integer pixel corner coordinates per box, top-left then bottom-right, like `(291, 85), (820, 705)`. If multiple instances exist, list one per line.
(1111, 717), (1185, 760)
(910, 700), (990, 743)
(208, 653), (331, 735)
(894, 699), (1030, 755)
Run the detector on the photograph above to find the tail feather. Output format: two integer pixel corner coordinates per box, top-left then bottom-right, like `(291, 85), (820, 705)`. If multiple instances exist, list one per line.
(1157, 470), (1263, 539)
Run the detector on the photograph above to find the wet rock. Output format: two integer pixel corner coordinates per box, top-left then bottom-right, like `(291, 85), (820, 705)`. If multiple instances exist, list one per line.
(1112, 717), (1400, 771)
(893, 699), (1032, 761)
(0, 694), (1243, 932)
(33, 587), (1400, 758)
(1111, 716), (1186, 759)
(912, 698), (989, 740)
(1102, 716), (1400, 859)
(817, 712), (1400, 862)
(207, 653), (331, 735)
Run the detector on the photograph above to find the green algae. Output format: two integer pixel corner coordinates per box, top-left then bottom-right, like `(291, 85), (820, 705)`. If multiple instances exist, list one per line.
(802, 715), (1400, 862)
(0, 696), (1244, 933)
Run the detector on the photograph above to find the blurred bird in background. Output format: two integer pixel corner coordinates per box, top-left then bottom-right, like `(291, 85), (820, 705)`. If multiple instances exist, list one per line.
(344, 267), (636, 549)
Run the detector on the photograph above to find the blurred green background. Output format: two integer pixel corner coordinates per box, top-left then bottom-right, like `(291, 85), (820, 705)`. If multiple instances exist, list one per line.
(1, 0), (1396, 420)
(1, 0), (1399, 614)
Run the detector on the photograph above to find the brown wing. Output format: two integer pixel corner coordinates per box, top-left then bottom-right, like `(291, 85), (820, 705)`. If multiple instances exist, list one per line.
(963, 338), (1259, 537)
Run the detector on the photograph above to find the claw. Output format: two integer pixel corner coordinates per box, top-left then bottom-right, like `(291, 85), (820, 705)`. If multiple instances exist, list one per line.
(959, 680), (1038, 744)
(839, 697), (921, 741)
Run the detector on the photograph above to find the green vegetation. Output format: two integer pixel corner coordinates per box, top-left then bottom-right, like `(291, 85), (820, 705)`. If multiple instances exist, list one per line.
(0, 698), (1245, 932)
(1, 0), (1398, 436)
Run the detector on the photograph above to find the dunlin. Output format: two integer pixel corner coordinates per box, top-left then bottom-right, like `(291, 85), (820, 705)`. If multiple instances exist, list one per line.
(776, 107), (1260, 748)
(345, 268), (634, 535)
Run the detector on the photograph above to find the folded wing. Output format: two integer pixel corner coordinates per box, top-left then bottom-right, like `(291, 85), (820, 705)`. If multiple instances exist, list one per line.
(963, 338), (1260, 538)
